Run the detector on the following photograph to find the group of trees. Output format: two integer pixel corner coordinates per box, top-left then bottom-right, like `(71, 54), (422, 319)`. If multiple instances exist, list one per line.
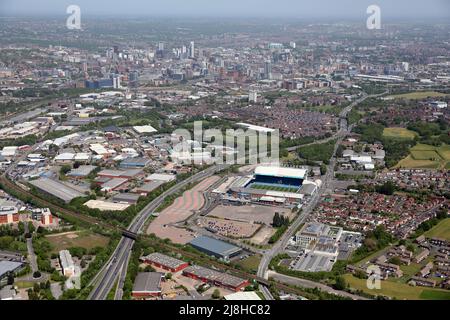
(272, 212), (289, 228)
(375, 181), (396, 196)
(27, 281), (54, 300)
(0, 223), (27, 252)
(352, 226), (394, 261)
(297, 139), (337, 164)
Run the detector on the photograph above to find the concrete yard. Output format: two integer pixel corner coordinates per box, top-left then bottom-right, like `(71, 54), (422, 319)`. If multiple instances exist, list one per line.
(206, 204), (292, 226)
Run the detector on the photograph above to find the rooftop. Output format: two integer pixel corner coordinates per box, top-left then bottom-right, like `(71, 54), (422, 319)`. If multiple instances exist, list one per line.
(255, 166), (307, 180)
(132, 272), (163, 293)
(183, 265), (247, 288)
(189, 236), (241, 258)
(142, 252), (187, 270)
(29, 178), (86, 203)
(0, 261), (23, 278)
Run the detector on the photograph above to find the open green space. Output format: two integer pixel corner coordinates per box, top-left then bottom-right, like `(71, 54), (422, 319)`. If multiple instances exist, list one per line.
(15, 281), (35, 289)
(424, 218), (450, 241)
(343, 274), (450, 300)
(297, 139), (336, 163)
(388, 91), (448, 100)
(235, 254), (262, 273)
(45, 230), (109, 254)
(420, 290), (450, 300)
(383, 127), (418, 140)
(395, 144), (450, 169)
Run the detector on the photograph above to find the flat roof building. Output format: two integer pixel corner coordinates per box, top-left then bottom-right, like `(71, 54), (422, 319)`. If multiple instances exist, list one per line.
(97, 169), (143, 179)
(84, 200), (130, 211)
(29, 178), (86, 203)
(0, 261), (23, 280)
(112, 193), (141, 204)
(141, 252), (189, 273)
(135, 181), (165, 195)
(132, 272), (163, 298)
(59, 250), (75, 277)
(189, 236), (242, 261)
(183, 265), (249, 292)
(101, 178), (128, 192)
(145, 173), (176, 183)
(119, 157), (151, 168)
(67, 165), (98, 178)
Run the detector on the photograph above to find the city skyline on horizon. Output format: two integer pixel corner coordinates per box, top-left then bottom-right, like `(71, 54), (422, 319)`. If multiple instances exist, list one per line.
(1, 0), (449, 20)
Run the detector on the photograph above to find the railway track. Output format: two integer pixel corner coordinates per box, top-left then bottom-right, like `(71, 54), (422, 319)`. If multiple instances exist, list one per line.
(0, 176), (118, 232)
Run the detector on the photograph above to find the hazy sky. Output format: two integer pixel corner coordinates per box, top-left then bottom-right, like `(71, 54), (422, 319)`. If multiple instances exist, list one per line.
(1, 0), (449, 19)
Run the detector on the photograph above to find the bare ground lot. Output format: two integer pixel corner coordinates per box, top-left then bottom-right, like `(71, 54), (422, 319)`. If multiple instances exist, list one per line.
(146, 176), (220, 244)
(206, 204), (292, 226)
(250, 226), (276, 245)
(45, 231), (109, 253)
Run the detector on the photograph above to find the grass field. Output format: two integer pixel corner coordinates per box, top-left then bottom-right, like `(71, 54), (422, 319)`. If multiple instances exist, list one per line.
(410, 150), (441, 161)
(395, 144), (450, 169)
(45, 230), (109, 253)
(343, 274), (450, 300)
(388, 91), (448, 100)
(235, 254), (262, 273)
(420, 290), (450, 300)
(424, 218), (450, 241)
(383, 127), (417, 140)
(15, 281), (34, 289)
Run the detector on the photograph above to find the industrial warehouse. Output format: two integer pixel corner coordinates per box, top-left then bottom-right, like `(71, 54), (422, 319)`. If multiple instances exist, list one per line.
(182, 265), (249, 292)
(29, 178), (87, 203)
(189, 236), (242, 261)
(141, 252), (189, 273)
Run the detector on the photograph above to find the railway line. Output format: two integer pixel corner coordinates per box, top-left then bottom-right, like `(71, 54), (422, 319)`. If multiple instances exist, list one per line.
(0, 175), (118, 232)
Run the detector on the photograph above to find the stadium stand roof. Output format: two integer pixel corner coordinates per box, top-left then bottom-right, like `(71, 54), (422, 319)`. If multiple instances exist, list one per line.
(255, 166), (307, 180)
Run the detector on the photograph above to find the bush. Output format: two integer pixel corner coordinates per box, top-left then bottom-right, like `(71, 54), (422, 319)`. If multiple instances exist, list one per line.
(333, 276), (347, 290)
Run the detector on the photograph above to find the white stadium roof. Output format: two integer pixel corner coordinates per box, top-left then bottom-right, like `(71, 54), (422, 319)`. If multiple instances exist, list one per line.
(236, 122), (275, 133)
(133, 125), (158, 134)
(255, 166), (307, 180)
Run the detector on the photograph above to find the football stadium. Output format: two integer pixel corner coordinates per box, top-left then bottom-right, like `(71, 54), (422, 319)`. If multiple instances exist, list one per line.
(227, 166), (316, 206)
(245, 166), (307, 192)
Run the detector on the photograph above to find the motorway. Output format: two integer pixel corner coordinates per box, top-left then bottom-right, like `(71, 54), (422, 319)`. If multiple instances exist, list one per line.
(88, 164), (229, 300)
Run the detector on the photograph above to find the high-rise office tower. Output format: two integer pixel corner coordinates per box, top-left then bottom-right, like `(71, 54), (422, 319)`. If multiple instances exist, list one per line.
(264, 60), (272, 79)
(189, 41), (195, 58)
